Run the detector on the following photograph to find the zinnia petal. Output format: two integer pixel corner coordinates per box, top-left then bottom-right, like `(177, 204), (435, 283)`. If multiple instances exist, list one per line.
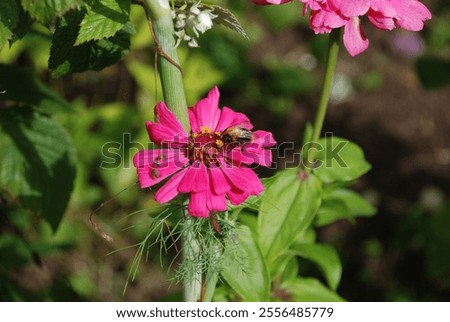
(343, 17), (369, 56)
(188, 192), (209, 217)
(154, 169), (186, 203)
(329, 0), (371, 17)
(190, 86), (221, 131)
(215, 106), (253, 132)
(178, 162), (199, 193)
(133, 149), (188, 188)
(227, 189), (250, 206)
(146, 102), (188, 146)
(207, 192), (228, 212)
(393, 0), (432, 31)
(222, 165), (264, 195)
(209, 165), (232, 195)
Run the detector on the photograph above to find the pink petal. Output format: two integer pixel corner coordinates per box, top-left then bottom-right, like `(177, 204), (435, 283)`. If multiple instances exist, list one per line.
(253, 130), (277, 148)
(146, 102), (188, 146)
(310, 7), (346, 33)
(178, 163), (199, 193)
(393, 0), (432, 31)
(227, 148), (255, 166)
(370, 0), (397, 17)
(226, 131), (275, 167)
(368, 10), (396, 30)
(222, 165), (264, 195)
(343, 17), (369, 56)
(188, 192), (210, 217)
(248, 147), (273, 167)
(329, 0), (371, 17)
(154, 169), (186, 203)
(227, 189), (250, 205)
(215, 106), (253, 132)
(190, 87), (221, 131)
(133, 149), (188, 188)
(207, 192), (227, 212)
(194, 162), (209, 192)
(208, 165), (231, 195)
(188, 108), (200, 133)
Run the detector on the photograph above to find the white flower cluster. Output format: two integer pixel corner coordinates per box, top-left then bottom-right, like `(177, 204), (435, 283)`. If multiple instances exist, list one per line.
(172, 2), (218, 48)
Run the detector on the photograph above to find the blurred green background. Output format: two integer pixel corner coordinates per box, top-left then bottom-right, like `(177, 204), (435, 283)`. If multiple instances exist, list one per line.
(1, 0), (449, 301)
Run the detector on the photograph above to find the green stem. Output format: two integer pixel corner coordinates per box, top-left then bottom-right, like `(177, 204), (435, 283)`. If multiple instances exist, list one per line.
(182, 216), (202, 302)
(306, 28), (341, 168)
(143, 0), (189, 131)
(144, 0), (200, 301)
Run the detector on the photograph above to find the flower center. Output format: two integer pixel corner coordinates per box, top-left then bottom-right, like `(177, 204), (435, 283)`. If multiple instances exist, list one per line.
(188, 126), (224, 166)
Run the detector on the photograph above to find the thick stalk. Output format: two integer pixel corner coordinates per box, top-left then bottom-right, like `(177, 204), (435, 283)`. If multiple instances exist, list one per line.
(182, 216), (202, 302)
(305, 29), (341, 168)
(144, 0), (200, 301)
(143, 0), (189, 131)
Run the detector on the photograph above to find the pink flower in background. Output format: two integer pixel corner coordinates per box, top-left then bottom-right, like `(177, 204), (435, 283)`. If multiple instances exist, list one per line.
(133, 87), (276, 218)
(302, 0), (432, 56)
(252, 0), (432, 56)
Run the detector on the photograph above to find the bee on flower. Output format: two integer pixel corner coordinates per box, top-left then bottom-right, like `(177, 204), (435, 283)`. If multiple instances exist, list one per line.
(133, 87), (276, 218)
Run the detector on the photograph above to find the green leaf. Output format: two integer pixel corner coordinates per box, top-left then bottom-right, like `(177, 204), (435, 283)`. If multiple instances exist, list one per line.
(0, 0), (19, 48)
(313, 136), (371, 183)
(282, 277), (344, 302)
(75, 0), (131, 45)
(269, 251), (295, 280)
(0, 64), (72, 113)
(292, 243), (342, 290)
(316, 187), (376, 227)
(0, 234), (32, 270)
(210, 5), (248, 40)
(49, 9), (132, 78)
(9, 8), (34, 45)
(0, 108), (77, 230)
(221, 225), (270, 301)
(258, 168), (322, 266)
(280, 256), (299, 284)
(174, 0), (248, 39)
(21, 0), (80, 25)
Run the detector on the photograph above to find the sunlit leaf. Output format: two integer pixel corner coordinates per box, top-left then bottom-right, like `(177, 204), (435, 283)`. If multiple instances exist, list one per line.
(21, 0), (80, 25)
(292, 243), (342, 290)
(313, 136), (371, 183)
(316, 187), (376, 227)
(0, 0), (19, 48)
(258, 168), (322, 266)
(221, 225), (270, 301)
(49, 9), (132, 78)
(0, 108), (77, 230)
(76, 0), (132, 45)
(282, 277), (344, 302)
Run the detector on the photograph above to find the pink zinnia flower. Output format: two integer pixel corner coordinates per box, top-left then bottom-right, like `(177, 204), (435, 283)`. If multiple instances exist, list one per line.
(252, 0), (431, 56)
(301, 0), (432, 56)
(133, 87), (276, 218)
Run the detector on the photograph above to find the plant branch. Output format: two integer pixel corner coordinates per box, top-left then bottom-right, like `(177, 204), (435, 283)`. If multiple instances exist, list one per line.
(305, 28), (341, 169)
(143, 0), (189, 132)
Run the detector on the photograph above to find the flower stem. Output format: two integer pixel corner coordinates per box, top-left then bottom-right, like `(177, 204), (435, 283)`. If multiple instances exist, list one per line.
(144, 0), (201, 302)
(143, 0), (189, 132)
(305, 28), (341, 168)
(182, 216), (202, 302)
